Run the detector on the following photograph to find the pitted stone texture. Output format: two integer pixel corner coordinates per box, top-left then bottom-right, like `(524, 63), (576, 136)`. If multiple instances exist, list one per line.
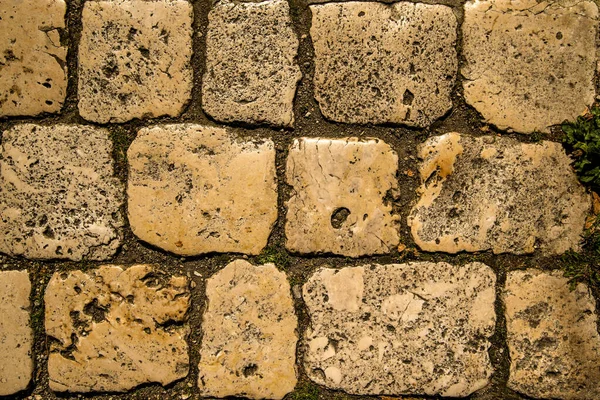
(78, 0), (193, 123)
(203, 0), (301, 127)
(463, 0), (598, 133)
(303, 262), (496, 396)
(0, 124), (124, 260)
(198, 259), (297, 399)
(285, 138), (399, 257)
(310, 2), (457, 126)
(505, 269), (600, 399)
(0, 271), (32, 396)
(408, 133), (590, 255)
(0, 0), (67, 116)
(45, 265), (190, 392)
(128, 124), (277, 256)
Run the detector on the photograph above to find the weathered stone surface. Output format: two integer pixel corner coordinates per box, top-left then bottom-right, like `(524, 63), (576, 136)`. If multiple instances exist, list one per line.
(285, 138), (399, 257)
(408, 133), (590, 255)
(310, 2), (457, 126)
(0, 124), (124, 260)
(128, 124), (277, 256)
(203, 0), (301, 127)
(0, 271), (32, 396)
(0, 0), (67, 117)
(505, 269), (600, 399)
(303, 262), (496, 396)
(462, 0), (598, 133)
(198, 259), (297, 399)
(78, 0), (193, 123)
(45, 265), (190, 392)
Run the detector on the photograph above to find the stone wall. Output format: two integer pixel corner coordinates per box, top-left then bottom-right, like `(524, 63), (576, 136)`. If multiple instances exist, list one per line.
(1, 0), (599, 399)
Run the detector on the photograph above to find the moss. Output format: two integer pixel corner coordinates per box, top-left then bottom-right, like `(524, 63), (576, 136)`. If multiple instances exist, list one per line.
(256, 246), (291, 269)
(288, 382), (320, 400)
(561, 218), (600, 291)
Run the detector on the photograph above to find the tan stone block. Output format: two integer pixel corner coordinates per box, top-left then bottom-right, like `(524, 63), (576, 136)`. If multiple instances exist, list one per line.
(463, 0), (598, 133)
(0, 271), (32, 396)
(45, 265), (190, 392)
(408, 133), (590, 255)
(303, 262), (496, 396)
(310, 2), (457, 126)
(285, 138), (400, 257)
(197, 259), (297, 399)
(505, 269), (600, 399)
(203, 0), (301, 127)
(78, 0), (193, 123)
(127, 124), (277, 256)
(0, 0), (67, 116)
(0, 124), (124, 260)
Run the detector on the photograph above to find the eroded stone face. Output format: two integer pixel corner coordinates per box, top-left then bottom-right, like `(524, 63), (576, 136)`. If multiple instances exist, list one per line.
(408, 133), (590, 255)
(202, 0), (301, 127)
(303, 262), (496, 396)
(198, 259), (297, 399)
(78, 0), (193, 123)
(285, 138), (400, 257)
(0, 271), (32, 396)
(462, 0), (598, 133)
(310, 2), (457, 126)
(45, 265), (190, 392)
(128, 124), (277, 256)
(0, 124), (124, 260)
(0, 0), (67, 116)
(505, 269), (600, 399)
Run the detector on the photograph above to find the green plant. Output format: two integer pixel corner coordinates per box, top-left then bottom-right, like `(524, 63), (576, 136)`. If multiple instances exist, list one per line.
(289, 382), (320, 400)
(562, 105), (600, 189)
(562, 250), (600, 291)
(256, 246), (291, 269)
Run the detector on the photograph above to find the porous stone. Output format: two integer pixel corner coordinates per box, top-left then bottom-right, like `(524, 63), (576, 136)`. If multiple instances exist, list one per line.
(303, 262), (496, 396)
(408, 133), (590, 255)
(505, 269), (600, 399)
(310, 2), (457, 126)
(45, 265), (190, 392)
(0, 124), (124, 260)
(462, 0), (598, 133)
(197, 259), (297, 399)
(128, 124), (277, 256)
(78, 0), (193, 123)
(285, 138), (399, 257)
(0, 271), (32, 396)
(0, 0), (67, 117)
(203, 0), (301, 127)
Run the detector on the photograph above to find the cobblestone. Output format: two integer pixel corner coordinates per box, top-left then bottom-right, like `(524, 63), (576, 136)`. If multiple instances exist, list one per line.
(127, 124), (277, 256)
(45, 265), (190, 392)
(0, 0), (67, 116)
(0, 124), (124, 260)
(285, 138), (400, 257)
(77, 0), (193, 123)
(505, 269), (600, 399)
(463, 0), (598, 133)
(202, 0), (301, 127)
(0, 271), (32, 396)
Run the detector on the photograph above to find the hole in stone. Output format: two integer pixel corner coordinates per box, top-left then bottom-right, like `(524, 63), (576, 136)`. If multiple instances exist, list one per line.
(60, 272), (68, 280)
(74, 286), (82, 294)
(243, 364), (258, 377)
(138, 47), (150, 58)
(358, 11), (365, 17)
(42, 226), (55, 239)
(42, 82), (52, 88)
(556, 32), (563, 40)
(403, 89), (414, 106)
(126, 295), (135, 304)
(331, 207), (351, 229)
(312, 368), (326, 381)
(83, 298), (108, 323)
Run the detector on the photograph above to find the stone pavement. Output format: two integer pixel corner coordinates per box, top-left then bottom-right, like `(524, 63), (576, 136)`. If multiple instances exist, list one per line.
(1, 0), (599, 399)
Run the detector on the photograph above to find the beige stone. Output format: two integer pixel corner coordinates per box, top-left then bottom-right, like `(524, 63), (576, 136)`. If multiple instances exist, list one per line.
(203, 0), (301, 127)
(505, 269), (600, 399)
(0, 124), (124, 260)
(128, 124), (277, 256)
(303, 262), (496, 396)
(78, 0), (193, 123)
(310, 2), (457, 126)
(285, 138), (399, 257)
(197, 259), (297, 399)
(45, 265), (190, 392)
(0, 271), (32, 396)
(0, 0), (67, 116)
(408, 133), (590, 255)
(462, 0), (598, 133)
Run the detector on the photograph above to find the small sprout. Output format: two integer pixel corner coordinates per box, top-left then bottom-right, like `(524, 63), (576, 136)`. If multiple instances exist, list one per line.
(562, 105), (600, 190)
